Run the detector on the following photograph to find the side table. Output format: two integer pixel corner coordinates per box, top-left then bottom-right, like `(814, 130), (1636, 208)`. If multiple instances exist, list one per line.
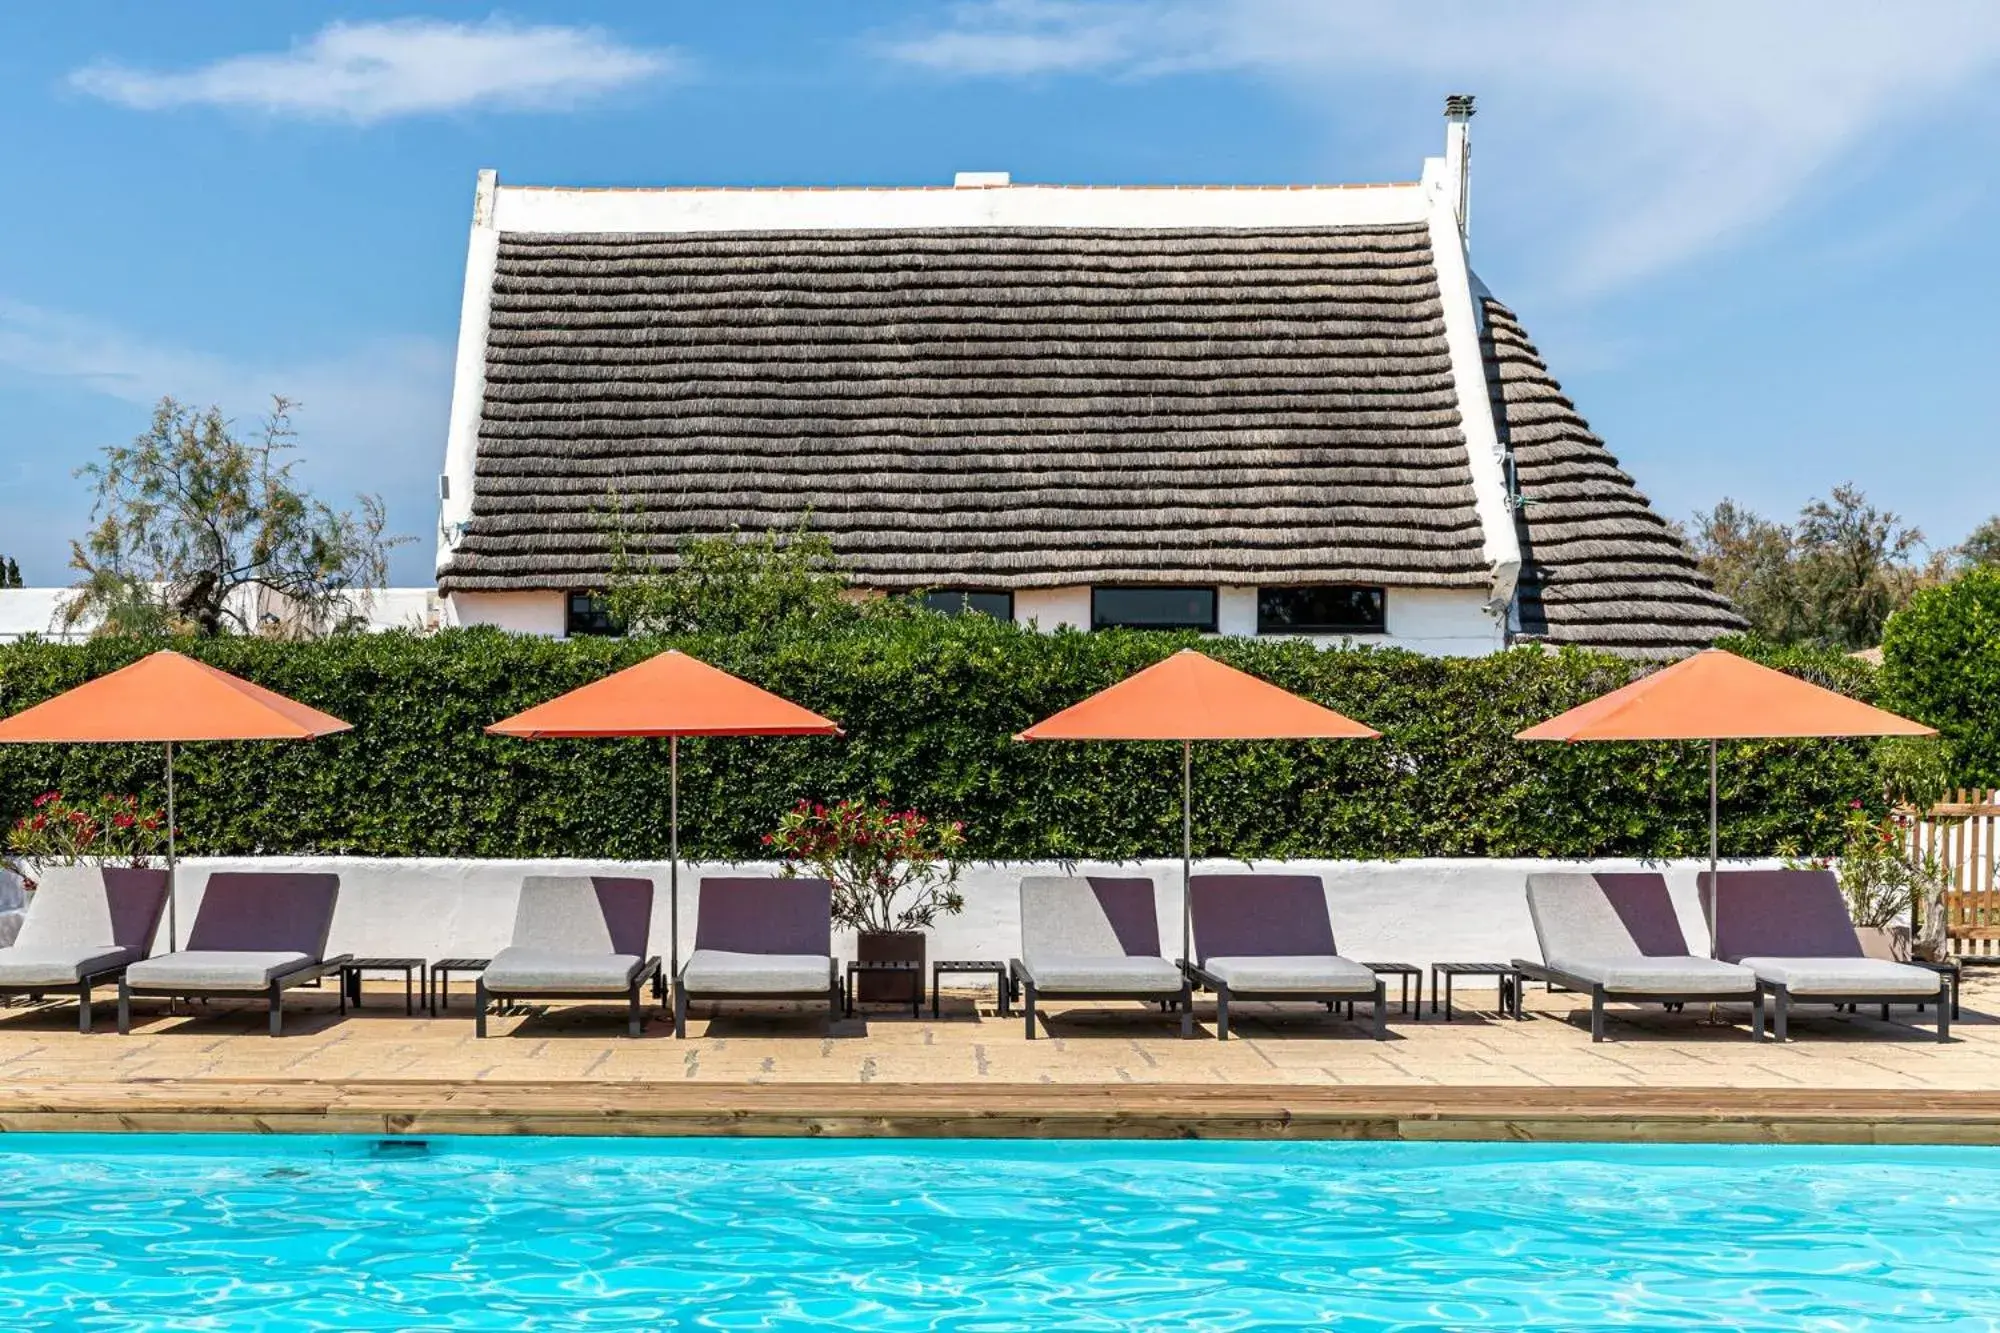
(845, 960), (922, 1019)
(1358, 962), (1422, 1017)
(1430, 962), (1523, 1021)
(430, 957), (491, 1016)
(931, 959), (1013, 1018)
(341, 957), (427, 1016)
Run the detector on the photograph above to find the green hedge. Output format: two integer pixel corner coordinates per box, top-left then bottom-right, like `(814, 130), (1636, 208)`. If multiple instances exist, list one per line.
(0, 622), (1887, 862)
(1882, 567), (2000, 788)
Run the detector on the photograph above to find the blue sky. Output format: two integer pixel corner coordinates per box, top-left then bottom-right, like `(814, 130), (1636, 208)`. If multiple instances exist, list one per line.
(2, 1), (1997, 585)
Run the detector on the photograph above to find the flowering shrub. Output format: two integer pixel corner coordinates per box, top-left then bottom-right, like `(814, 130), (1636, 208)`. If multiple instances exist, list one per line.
(765, 798), (967, 933)
(1791, 801), (1944, 936)
(6, 791), (168, 888)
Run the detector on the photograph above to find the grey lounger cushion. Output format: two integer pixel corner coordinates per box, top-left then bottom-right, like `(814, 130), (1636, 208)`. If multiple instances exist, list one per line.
(1549, 954), (1760, 995)
(484, 948), (644, 993)
(1526, 872), (1756, 993)
(692, 878), (833, 957)
(1189, 874), (1376, 994)
(511, 875), (653, 956)
(1737, 956), (1941, 997)
(679, 949), (831, 994)
(1024, 954), (1184, 992)
(1019, 876), (1179, 993)
(1202, 954), (1378, 993)
(482, 876), (655, 995)
(0, 868), (173, 986)
(0, 946), (136, 987)
(125, 950), (313, 990)
(184, 873), (342, 959)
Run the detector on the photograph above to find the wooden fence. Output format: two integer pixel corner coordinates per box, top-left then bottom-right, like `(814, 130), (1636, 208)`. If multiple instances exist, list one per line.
(1904, 790), (2000, 959)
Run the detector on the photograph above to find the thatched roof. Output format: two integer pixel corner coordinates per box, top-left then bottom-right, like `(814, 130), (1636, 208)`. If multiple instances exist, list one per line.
(1481, 298), (1745, 656)
(439, 224), (1492, 593)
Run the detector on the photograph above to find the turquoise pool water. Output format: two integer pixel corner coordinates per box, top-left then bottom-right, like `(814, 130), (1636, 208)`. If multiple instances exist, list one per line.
(0, 1136), (1994, 1330)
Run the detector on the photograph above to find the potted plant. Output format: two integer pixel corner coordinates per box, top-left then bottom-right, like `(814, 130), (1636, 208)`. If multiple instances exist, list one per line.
(765, 798), (967, 1003)
(6, 790), (171, 907)
(1793, 803), (1945, 962)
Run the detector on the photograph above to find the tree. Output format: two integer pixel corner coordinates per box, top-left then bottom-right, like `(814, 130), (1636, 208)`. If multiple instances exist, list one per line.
(1956, 515), (2000, 572)
(0, 558), (21, 589)
(1689, 484), (1932, 650)
(1791, 484), (1930, 649)
(1687, 498), (1807, 643)
(64, 396), (405, 638)
(600, 507), (892, 638)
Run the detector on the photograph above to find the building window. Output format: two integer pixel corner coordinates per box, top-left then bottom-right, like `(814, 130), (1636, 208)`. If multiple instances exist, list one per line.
(565, 592), (621, 638)
(1091, 587), (1218, 632)
(1256, 586), (1387, 635)
(922, 589), (1015, 620)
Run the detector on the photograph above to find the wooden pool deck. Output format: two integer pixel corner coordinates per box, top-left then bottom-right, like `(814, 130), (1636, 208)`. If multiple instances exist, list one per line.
(0, 976), (1995, 1143)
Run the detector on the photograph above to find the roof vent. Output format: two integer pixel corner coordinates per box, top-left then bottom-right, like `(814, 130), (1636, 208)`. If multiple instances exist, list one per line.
(1444, 93), (1475, 121)
(954, 171), (1010, 188)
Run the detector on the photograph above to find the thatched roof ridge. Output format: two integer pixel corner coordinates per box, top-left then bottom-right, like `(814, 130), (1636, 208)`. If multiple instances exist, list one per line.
(443, 223), (1494, 593)
(1481, 298), (1745, 657)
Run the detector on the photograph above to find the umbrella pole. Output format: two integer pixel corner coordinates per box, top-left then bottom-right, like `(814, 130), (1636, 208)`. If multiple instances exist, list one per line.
(165, 740), (178, 953)
(1181, 738), (1192, 963)
(670, 735), (680, 981)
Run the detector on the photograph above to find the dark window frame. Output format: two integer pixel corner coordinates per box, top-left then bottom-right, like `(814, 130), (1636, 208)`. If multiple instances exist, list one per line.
(1090, 586), (1219, 633)
(921, 589), (1016, 620)
(564, 591), (622, 638)
(1255, 585), (1388, 636)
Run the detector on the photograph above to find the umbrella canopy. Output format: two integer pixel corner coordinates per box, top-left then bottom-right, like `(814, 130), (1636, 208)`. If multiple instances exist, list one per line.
(487, 649), (843, 975)
(1017, 648), (1381, 744)
(0, 649), (352, 949)
(1515, 648), (1934, 952)
(1515, 648), (1934, 744)
(1017, 649), (1379, 959)
(487, 649), (840, 740)
(0, 650), (352, 744)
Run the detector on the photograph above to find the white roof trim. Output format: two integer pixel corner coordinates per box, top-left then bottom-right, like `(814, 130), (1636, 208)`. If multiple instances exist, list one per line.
(1420, 154), (1520, 611)
(489, 178), (1429, 234)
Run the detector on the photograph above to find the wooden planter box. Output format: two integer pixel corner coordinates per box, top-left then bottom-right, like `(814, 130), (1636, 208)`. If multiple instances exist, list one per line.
(856, 929), (925, 1003)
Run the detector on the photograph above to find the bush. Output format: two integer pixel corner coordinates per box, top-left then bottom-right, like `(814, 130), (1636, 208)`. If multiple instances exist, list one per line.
(1880, 567), (2000, 788)
(0, 624), (1882, 862)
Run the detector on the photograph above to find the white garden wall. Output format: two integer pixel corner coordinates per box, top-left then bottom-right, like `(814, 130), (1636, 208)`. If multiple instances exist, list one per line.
(44, 855), (1784, 971)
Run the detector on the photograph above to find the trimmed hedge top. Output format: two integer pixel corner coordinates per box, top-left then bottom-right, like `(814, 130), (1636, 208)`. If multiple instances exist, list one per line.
(0, 622), (1887, 862)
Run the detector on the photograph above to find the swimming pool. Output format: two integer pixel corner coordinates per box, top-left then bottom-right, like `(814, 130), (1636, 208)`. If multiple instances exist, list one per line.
(0, 1136), (1993, 1330)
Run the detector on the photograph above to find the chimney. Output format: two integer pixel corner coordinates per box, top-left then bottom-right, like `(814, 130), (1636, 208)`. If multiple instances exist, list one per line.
(1443, 94), (1474, 239)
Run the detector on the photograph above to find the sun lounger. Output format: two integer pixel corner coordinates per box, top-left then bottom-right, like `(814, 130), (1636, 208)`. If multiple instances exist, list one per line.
(477, 876), (660, 1037)
(118, 873), (350, 1037)
(673, 877), (838, 1038)
(1701, 868), (1947, 1042)
(1515, 872), (1764, 1042)
(0, 868), (170, 1032)
(1182, 873), (1385, 1040)
(1011, 876), (1192, 1039)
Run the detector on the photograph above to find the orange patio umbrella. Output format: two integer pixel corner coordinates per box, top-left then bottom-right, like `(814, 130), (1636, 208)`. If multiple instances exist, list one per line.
(1516, 648), (1933, 949)
(0, 650), (352, 949)
(1017, 648), (1380, 959)
(487, 649), (842, 975)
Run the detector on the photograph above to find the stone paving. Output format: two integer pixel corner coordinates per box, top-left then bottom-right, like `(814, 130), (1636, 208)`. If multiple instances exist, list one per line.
(0, 973), (1990, 1093)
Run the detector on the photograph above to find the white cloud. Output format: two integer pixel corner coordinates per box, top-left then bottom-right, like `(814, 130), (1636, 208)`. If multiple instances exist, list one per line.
(70, 17), (681, 123)
(0, 298), (451, 580)
(882, 0), (2000, 295)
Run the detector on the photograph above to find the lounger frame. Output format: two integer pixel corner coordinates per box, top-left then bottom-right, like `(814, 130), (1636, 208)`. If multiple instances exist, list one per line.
(672, 959), (840, 1038)
(116, 954), (354, 1038)
(1181, 961), (1387, 1041)
(1009, 958), (1194, 1040)
(1513, 959), (1766, 1042)
(478, 956), (662, 1039)
(1762, 981), (1948, 1043)
(0, 958), (139, 1035)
